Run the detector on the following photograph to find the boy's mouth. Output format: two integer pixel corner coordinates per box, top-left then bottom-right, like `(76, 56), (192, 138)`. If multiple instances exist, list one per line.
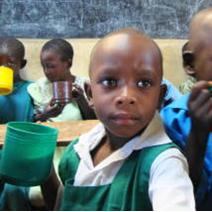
(110, 112), (139, 125)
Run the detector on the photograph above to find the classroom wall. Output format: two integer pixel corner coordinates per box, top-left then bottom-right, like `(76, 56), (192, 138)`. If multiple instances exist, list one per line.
(0, 0), (212, 39)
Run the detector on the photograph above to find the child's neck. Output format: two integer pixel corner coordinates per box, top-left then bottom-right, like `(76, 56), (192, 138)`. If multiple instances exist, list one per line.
(91, 131), (139, 167)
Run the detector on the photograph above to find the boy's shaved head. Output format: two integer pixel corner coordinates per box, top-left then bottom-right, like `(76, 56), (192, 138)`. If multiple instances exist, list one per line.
(89, 28), (163, 80)
(189, 8), (212, 51)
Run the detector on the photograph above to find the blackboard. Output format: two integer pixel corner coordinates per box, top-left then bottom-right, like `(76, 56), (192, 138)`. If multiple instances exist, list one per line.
(0, 0), (212, 38)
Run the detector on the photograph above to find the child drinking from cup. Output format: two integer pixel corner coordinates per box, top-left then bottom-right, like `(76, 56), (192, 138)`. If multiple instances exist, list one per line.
(161, 8), (212, 210)
(27, 38), (95, 122)
(41, 29), (195, 210)
(0, 37), (34, 123)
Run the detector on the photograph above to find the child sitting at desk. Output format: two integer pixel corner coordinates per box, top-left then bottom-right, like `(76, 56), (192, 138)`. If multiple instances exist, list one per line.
(161, 8), (212, 210)
(0, 37), (34, 123)
(27, 38), (95, 122)
(41, 28), (195, 210)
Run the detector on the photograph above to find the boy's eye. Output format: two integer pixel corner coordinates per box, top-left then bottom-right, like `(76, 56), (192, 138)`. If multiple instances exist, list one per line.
(101, 78), (117, 87)
(137, 80), (152, 88)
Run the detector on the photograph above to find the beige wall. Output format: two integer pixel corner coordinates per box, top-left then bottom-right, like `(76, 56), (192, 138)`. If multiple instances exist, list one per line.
(20, 38), (187, 87)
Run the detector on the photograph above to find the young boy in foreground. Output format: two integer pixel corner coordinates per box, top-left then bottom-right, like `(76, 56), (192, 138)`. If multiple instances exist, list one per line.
(41, 29), (195, 210)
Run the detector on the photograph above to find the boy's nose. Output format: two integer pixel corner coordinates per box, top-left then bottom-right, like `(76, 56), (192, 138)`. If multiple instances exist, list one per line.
(115, 86), (137, 106)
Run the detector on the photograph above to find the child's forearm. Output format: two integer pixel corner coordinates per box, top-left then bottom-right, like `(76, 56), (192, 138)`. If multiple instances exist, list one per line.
(186, 125), (209, 189)
(41, 165), (61, 210)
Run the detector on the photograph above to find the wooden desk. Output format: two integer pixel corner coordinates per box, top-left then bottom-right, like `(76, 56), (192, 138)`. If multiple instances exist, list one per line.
(0, 120), (99, 148)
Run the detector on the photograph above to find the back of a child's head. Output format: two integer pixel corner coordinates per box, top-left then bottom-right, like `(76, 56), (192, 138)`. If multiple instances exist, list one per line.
(41, 38), (74, 61)
(0, 37), (25, 61)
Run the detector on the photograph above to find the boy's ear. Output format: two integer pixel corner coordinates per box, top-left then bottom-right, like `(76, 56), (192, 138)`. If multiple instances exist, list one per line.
(84, 81), (94, 109)
(183, 51), (195, 77)
(21, 59), (27, 69)
(157, 83), (167, 110)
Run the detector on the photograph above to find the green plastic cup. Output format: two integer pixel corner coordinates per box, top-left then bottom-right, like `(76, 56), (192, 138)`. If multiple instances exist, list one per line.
(0, 122), (58, 186)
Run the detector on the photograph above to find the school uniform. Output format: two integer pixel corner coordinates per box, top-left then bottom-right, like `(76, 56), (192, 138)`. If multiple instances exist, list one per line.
(0, 81), (34, 123)
(160, 94), (212, 210)
(59, 113), (195, 210)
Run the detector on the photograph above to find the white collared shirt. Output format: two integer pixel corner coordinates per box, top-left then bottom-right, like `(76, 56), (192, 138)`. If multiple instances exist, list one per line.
(73, 113), (195, 210)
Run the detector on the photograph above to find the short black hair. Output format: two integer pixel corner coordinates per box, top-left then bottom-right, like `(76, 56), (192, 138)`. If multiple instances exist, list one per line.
(41, 38), (74, 61)
(0, 37), (25, 60)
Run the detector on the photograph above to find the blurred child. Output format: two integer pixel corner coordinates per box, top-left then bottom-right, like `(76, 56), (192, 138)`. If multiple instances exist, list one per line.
(161, 8), (212, 210)
(179, 41), (197, 94)
(0, 37), (34, 123)
(27, 38), (95, 122)
(41, 29), (195, 210)
(0, 37), (33, 210)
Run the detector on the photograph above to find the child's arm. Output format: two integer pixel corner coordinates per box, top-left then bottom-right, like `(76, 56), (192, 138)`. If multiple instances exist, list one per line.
(186, 81), (212, 188)
(72, 83), (96, 119)
(40, 165), (61, 210)
(34, 99), (65, 122)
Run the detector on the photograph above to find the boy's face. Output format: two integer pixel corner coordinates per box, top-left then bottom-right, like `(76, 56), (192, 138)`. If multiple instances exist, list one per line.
(0, 52), (23, 81)
(193, 45), (212, 81)
(89, 34), (163, 139)
(40, 50), (71, 82)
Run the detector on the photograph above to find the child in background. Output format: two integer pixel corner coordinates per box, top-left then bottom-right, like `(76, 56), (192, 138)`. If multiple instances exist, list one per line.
(41, 29), (195, 210)
(160, 8), (212, 210)
(0, 37), (33, 210)
(179, 41), (197, 94)
(27, 38), (95, 122)
(0, 37), (34, 123)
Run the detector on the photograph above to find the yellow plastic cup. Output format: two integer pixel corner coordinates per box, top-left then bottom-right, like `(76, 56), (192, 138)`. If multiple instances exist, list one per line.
(0, 66), (13, 95)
